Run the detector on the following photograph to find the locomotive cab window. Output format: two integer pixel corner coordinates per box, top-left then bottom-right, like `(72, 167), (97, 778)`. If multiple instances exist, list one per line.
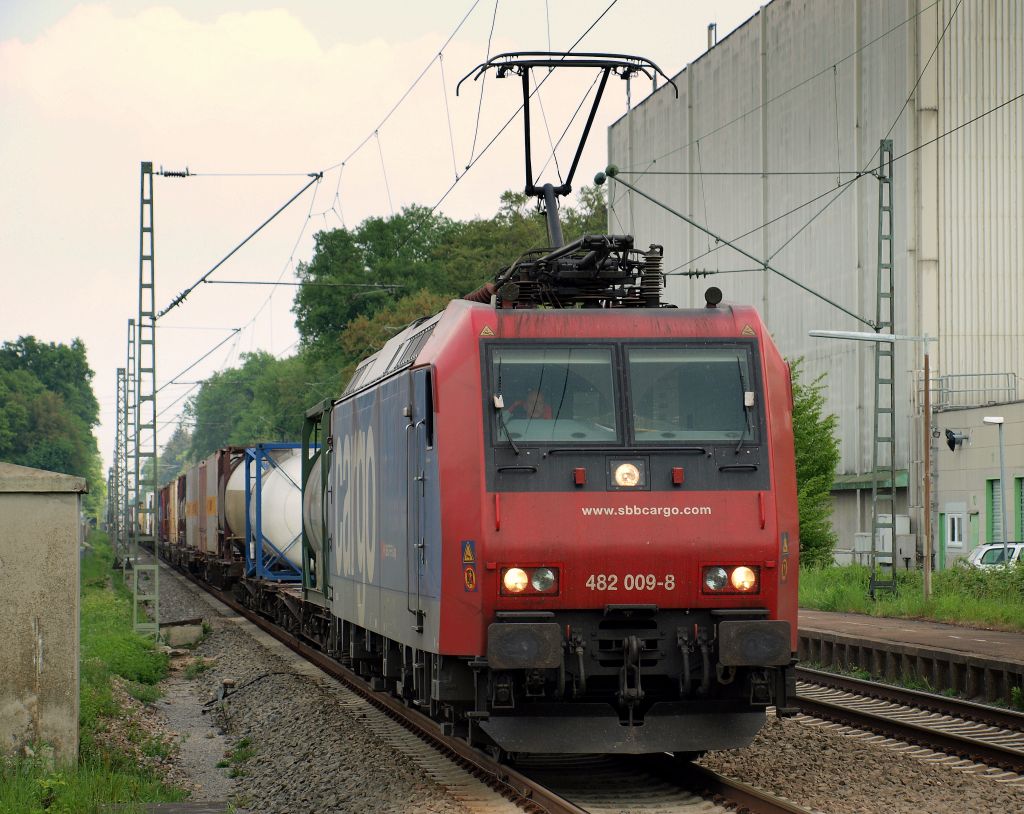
(628, 346), (758, 443)
(490, 346), (619, 443)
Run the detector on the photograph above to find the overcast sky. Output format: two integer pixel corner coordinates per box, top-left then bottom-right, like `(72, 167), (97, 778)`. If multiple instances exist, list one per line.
(0, 1), (764, 476)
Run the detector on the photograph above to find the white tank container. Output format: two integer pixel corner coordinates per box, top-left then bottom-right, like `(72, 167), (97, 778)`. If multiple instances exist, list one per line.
(248, 448), (303, 571)
(224, 461), (246, 542)
(302, 455), (323, 552)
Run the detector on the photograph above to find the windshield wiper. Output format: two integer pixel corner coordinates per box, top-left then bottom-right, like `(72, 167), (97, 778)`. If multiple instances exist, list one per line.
(735, 358), (754, 453)
(493, 394), (520, 455)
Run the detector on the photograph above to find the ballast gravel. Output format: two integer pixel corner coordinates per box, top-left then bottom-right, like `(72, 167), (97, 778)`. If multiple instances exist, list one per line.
(156, 563), (1024, 813)
(154, 565), (471, 813)
(699, 714), (1024, 813)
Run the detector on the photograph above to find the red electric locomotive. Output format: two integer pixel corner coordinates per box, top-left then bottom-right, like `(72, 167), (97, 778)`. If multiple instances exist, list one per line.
(296, 53), (799, 756)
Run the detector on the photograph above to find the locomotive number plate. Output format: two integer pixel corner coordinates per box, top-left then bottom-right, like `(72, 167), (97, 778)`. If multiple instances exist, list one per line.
(585, 573), (676, 591)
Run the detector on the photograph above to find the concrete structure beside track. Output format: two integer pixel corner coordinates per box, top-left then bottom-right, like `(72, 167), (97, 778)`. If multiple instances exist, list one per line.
(0, 462), (87, 765)
(799, 609), (1024, 705)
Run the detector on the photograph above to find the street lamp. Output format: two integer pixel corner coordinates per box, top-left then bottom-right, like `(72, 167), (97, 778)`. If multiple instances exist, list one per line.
(809, 330), (936, 598)
(982, 416), (1009, 566)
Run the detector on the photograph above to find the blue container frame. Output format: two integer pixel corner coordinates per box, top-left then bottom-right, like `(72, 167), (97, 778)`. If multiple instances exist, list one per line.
(244, 442), (304, 582)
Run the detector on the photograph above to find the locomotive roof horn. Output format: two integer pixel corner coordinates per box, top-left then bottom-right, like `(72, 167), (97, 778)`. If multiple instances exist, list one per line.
(457, 52), (677, 249)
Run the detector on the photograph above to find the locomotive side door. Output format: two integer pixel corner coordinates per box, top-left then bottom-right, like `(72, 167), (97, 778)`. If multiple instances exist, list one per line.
(406, 369), (432, 632)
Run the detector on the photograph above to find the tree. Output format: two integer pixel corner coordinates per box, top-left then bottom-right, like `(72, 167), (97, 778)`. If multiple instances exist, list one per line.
(789, 358), (841, 568)
(0, 336), (104, 518)
(292, 186), (609, 364)
(156, 422), (193, 483)
(292, 205), (460, 359)
(181, 184), (613, 461)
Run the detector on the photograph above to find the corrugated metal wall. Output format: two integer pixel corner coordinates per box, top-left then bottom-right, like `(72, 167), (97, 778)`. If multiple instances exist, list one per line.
(608, 0), (1023, 486)
(936, 0), (1024, 384)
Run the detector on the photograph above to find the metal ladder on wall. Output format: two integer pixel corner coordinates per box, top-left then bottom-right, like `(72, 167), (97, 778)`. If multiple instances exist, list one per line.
(869, 139), (897, 597)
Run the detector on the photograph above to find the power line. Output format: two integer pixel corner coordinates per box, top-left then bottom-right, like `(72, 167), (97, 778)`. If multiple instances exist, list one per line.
(612, 169), (870, 177)
(428, 1), (622, 218)
(158, 173), (322, 317)
(203, 279), (404, 289)
(375, 131), (395, 216)
(603, 168), (875, 328)
(763, 0), (962, 265)
(438, 52), (460, 181)
(660, 0), (962, 275)
(156, 328), (242, 394)
(891, 90), (1024, 165)
(663, 171), (865, 275)
(323, 0), (484, 174)
(624, 0), (940, 176)
(468, 0), (501, 165)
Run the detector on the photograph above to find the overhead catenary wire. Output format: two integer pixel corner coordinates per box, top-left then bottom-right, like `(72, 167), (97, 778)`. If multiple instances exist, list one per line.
(535, 71), (602, 179)
(158, 172), (322, 318)
(322, 0), (484, 174)
(531, 71), (564, 185)
(374, 131), (395, 216)
(438, 53), (460, 181)
(156, 328), (242, 394)
(603, 168), (875, 328)
(202, 280), (404, 289)
(467, 0), (501, 166)
(421, 0), (622, 220)
(653, 0), (963, 277)
(762, 0), (962, 266)
(623, 0), (941, 176)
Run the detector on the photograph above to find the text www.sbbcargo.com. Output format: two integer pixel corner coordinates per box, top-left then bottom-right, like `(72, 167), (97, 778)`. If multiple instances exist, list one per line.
(580, 505), (713, 517)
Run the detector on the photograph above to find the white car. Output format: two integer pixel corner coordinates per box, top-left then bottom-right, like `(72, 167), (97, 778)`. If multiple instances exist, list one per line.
(965, 543), (1022, 569)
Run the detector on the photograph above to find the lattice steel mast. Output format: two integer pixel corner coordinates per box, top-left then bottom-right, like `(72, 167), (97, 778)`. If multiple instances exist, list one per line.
(869, 140), (897, 597)
(132, 162), (159, 635)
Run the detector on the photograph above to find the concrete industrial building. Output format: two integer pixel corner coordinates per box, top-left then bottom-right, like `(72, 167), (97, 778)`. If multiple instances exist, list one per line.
(607, 0), (1023, 563)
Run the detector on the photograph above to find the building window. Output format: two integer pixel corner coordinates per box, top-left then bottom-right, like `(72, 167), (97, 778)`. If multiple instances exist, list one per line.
(1017, 477), (1024, 541)
(946, 513), (964, 549)
(988, 479), (1006, 543)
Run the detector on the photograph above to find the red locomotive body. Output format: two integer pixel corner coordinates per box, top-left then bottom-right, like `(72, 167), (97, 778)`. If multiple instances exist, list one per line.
(303, 292), (798, 755)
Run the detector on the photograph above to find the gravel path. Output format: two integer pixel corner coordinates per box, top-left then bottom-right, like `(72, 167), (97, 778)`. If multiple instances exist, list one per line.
(152, 565), (496, 813)
(700, 713), (1024, 813)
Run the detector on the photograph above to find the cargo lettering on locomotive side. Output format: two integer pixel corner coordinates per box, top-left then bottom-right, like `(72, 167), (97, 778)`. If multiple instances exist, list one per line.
(338, 424), (377, 584)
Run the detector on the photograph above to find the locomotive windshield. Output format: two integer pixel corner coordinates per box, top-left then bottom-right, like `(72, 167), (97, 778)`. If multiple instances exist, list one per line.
(628, 346), (756, 443)
(491, 347), (619, 443)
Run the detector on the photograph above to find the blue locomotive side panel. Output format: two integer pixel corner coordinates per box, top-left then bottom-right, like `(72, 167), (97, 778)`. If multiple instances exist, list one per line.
(328, 368), (443, 650)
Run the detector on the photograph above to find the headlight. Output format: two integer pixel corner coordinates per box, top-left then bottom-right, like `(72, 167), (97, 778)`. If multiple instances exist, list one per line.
(531, 567), (557, 592)
(703, 566), (728, 592)
(614, 463), (641, 487)
(502, 567), (529, 593)
(730, 565), (757, 592)
(702, 565), (761, 594)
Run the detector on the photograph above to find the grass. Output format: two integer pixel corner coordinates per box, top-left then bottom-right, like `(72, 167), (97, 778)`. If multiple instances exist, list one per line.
(184, 657), (214, 679)
(217, 738), (256, 779)
(0, 531), (186, 814)
(799, 561), (1024, 630)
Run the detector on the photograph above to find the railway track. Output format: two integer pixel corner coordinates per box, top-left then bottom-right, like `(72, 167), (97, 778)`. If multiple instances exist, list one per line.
(165, 559), (817, 814)
(795, 666), (1024, 774)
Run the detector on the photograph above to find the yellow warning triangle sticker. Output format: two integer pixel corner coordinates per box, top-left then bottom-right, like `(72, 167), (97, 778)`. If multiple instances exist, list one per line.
(480, 325), (495, 337)
(741, 324), (755, 336)
(463, 542), (475, 562)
